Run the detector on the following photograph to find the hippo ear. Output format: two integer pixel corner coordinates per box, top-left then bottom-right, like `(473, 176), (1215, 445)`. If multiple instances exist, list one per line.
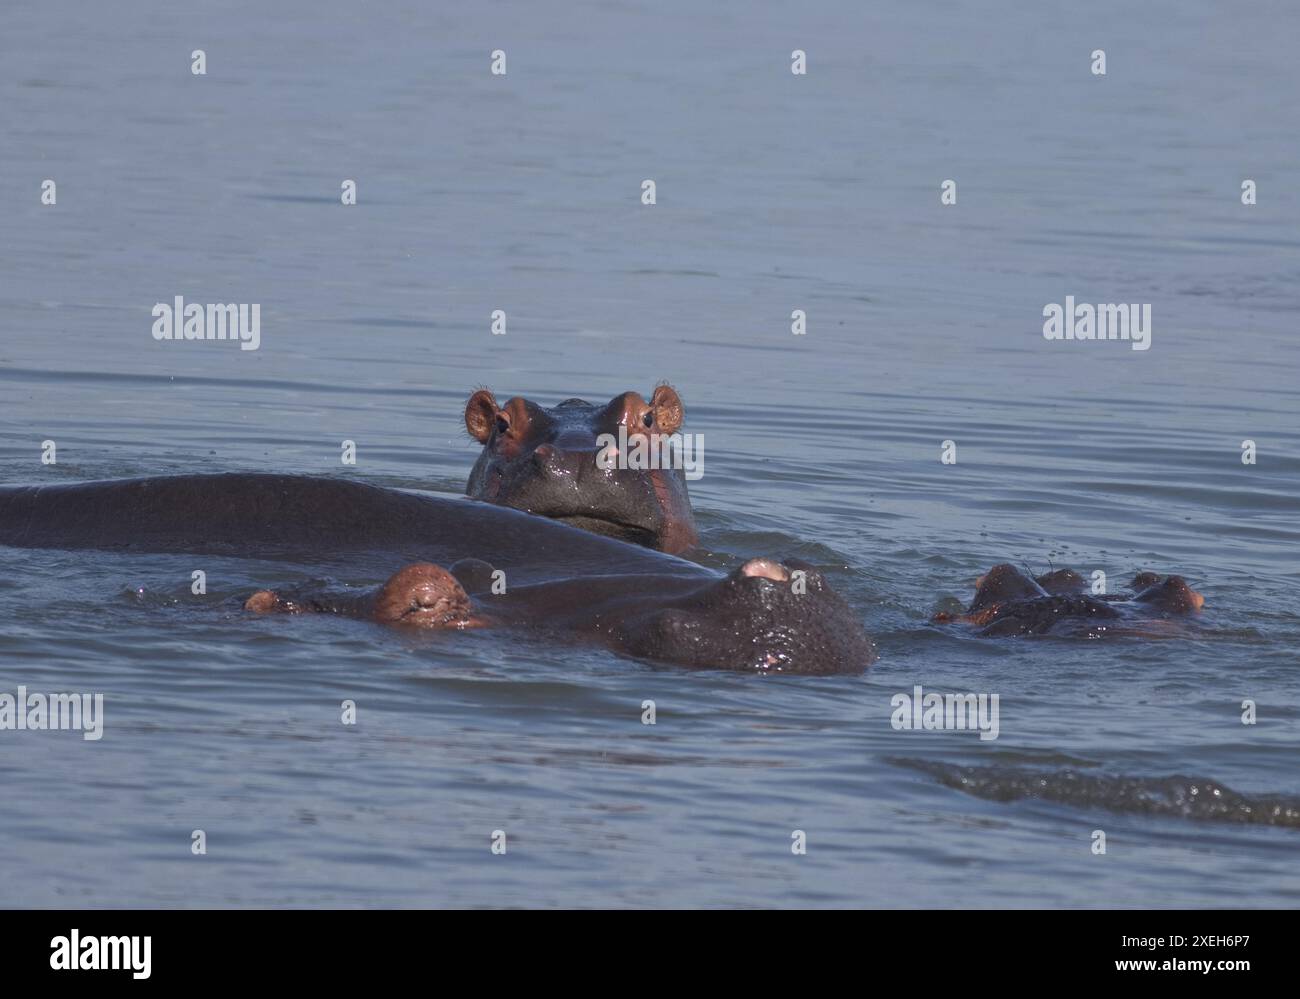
(650, 384), (683, 434)
(465, 389), (499, 443)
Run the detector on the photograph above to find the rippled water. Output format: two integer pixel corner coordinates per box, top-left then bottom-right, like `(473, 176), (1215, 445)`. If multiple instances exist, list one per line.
(2, 1), (1299, 907)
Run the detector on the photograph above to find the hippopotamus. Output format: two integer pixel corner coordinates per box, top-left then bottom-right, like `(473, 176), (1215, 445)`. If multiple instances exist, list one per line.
(0, 473), (873, 673)
(242, 554), (871, 673)
(464, 385), (697, 553)
(934, 563), (1204, 637)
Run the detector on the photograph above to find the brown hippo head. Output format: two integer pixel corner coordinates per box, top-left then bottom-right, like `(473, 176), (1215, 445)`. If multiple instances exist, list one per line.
(1035, 567), (1089, 595)
(372, 563), (486, 629)
(608, 558), (875, 674)
(964, 564), (1050, 622)
(934, 564), (1206, 638)
(464, 385), (697, 553)
(1132, 574), (1205, 614)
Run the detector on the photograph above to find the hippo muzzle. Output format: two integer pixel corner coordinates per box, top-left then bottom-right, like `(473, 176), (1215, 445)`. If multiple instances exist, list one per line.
(611, 558), (876, 674)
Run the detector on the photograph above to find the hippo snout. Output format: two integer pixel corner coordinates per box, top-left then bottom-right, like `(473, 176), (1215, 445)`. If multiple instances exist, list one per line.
(615, 558), (875, 674)
(530, 441), (599, 480)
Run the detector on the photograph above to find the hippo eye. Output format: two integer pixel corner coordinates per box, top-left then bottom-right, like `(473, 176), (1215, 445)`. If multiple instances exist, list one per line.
(642, 411), (654, 428)
(495, 415), (510, 435)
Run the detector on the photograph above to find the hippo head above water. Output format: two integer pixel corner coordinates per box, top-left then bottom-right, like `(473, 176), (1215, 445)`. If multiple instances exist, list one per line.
(937, 562), (1205, 637)
(464, 385), (698, 553)
(606, 557), (877, 674)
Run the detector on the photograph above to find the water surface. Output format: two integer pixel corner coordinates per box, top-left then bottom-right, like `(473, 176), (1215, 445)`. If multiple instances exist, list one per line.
(2, 0), (1298, 907)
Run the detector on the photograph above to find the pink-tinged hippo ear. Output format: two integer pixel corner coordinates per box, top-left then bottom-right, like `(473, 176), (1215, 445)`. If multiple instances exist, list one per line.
(244, 590), (280, 613)
(650, 384), (684, 434)
(739, 557), (790, 582)
(465, 389), (499, 443)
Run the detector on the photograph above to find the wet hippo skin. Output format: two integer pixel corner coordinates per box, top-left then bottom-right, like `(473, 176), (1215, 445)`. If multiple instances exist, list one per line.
(0, 473), (873, 673)
(0, 473), (689, 582)
(465, 385), (697, 554)
(935, 563), (1205, 638)
(246, 556), (876, 674)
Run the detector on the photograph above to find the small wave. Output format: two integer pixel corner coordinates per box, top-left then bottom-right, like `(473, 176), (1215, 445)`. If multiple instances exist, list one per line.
(892, 758), (1300, 828)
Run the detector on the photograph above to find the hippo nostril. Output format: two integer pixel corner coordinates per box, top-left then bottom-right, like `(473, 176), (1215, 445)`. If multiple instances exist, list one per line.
(532, 444), (558, 471)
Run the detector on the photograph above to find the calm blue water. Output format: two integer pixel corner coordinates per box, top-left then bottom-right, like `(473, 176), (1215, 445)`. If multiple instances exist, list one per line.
(2, 0), (1299, 907)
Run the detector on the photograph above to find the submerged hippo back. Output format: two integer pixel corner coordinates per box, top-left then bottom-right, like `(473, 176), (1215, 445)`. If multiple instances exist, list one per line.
(0, 473), (702, 583)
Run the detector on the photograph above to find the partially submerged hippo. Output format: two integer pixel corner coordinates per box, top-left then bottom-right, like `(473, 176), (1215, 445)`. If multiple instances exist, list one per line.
(934, 563), (1204, 637)
(244, 555), (872, 673)
(465, 385), (697, 553)
(0, 473), (872, 674)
